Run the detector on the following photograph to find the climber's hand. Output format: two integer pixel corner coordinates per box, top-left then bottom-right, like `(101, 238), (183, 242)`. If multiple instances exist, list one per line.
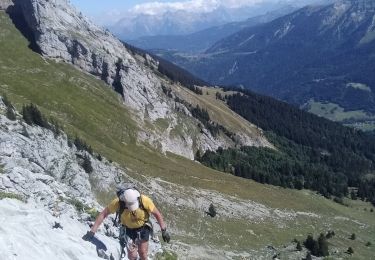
(82, 231), (95, 241)
(161, 228), (170, 243)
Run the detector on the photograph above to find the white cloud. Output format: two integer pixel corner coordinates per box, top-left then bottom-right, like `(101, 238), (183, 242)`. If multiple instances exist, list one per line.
(130, 0), (275, 15)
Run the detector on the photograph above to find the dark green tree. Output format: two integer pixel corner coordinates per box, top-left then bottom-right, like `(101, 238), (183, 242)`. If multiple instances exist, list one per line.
(74, 136), (93, 155)
(326, 230), (335, 239)
(304, 235), (316, 253)
(318, 233), (329, 256)
(22, 103), (48, 128)
(207, 203), (217, 218)
(81, 154), (93, 174)
(303, 234), (321, 256)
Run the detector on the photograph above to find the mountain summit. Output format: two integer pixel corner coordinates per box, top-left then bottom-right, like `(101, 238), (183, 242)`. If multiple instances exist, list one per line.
(108, 0), (324, 40)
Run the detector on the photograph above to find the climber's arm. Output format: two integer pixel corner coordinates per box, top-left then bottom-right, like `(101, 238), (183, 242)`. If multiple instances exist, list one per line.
(90, 207), (110, 233)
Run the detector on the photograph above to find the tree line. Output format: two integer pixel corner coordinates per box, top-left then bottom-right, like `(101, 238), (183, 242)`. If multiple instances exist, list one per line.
(197, 89), (375, 204)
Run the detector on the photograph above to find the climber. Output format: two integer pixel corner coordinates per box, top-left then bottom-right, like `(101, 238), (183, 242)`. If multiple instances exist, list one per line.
(83, 187), (170, 260)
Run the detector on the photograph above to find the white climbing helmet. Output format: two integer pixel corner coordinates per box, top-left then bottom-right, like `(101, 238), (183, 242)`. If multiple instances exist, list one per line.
(123, 189), (140, 211)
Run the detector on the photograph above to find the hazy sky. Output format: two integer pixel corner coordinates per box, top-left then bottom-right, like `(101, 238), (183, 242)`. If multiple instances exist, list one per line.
(69, 0), (182, 16)
(69, 0), (319, 25)
(70, 0), (296, 15)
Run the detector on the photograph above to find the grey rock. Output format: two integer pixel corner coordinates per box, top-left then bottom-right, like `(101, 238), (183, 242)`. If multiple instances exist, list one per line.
(14, 0), (271, 160)
(0, 0), (13, 10)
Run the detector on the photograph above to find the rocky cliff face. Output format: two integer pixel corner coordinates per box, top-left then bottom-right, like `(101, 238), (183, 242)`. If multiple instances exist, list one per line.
(0, 98), (163, 259)
(0, 99), (120, 211)
(12, 0), (270, 160)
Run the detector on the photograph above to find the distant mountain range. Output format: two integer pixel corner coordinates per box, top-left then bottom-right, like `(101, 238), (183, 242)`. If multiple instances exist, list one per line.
(128, 6), (297, 53)
(110, 0), (324, 40)
(155, 0), (375, 128)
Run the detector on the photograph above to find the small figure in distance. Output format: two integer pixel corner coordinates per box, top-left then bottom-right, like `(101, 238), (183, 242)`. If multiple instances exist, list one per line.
(206, 203), (217, 218)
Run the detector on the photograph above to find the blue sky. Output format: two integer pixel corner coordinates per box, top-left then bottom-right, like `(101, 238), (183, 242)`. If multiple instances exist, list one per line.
(70, 0), (181, 15)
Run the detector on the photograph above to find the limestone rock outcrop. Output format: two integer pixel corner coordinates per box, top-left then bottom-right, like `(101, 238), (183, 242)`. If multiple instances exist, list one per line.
(14, 0), (270, 159)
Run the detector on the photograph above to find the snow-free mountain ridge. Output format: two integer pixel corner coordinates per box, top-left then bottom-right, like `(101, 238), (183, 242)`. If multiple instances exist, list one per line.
(109, 0), (325, 40)
(161, 0), (375, 127)
(10, 0), (270, 160)
(128, 5), (297, 53)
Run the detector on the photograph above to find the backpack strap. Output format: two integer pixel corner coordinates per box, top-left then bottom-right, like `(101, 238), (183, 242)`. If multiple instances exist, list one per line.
(113, 200), (126, 226)
(138, 195), (149, 221)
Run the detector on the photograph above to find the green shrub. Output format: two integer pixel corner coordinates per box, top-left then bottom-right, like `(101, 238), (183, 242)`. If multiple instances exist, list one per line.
(87, 208), (99, 221)
(22, 103), (48, 127)
(318, 233), (329, 256)
(155, 250), (178, 260)
(2, 95), (16, 120)
(66, 198), (98, 219)
(0, 191), (24, 202)
(67, 198), (86, 212)
(333, 197), (344, 205)
(304, 233), (329, 257)
(74, 136), (93, 154)
(326, 230), (335, 239)
(81, 154), (93, 174)
(304, 234), (318, 255)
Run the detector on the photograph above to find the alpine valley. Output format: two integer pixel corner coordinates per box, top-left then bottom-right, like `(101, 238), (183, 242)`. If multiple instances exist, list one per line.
(0, 0), (375, 260)
(152, 0), (375, 131)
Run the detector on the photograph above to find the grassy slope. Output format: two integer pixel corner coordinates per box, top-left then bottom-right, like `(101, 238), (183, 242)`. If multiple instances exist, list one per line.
(306, 100), (375, 131)
(173, 84), (264, 141)
(1, 11), (375, 258)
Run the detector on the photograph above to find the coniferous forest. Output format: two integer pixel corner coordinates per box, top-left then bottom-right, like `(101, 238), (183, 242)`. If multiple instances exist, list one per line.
(197, 89), (375, 205)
